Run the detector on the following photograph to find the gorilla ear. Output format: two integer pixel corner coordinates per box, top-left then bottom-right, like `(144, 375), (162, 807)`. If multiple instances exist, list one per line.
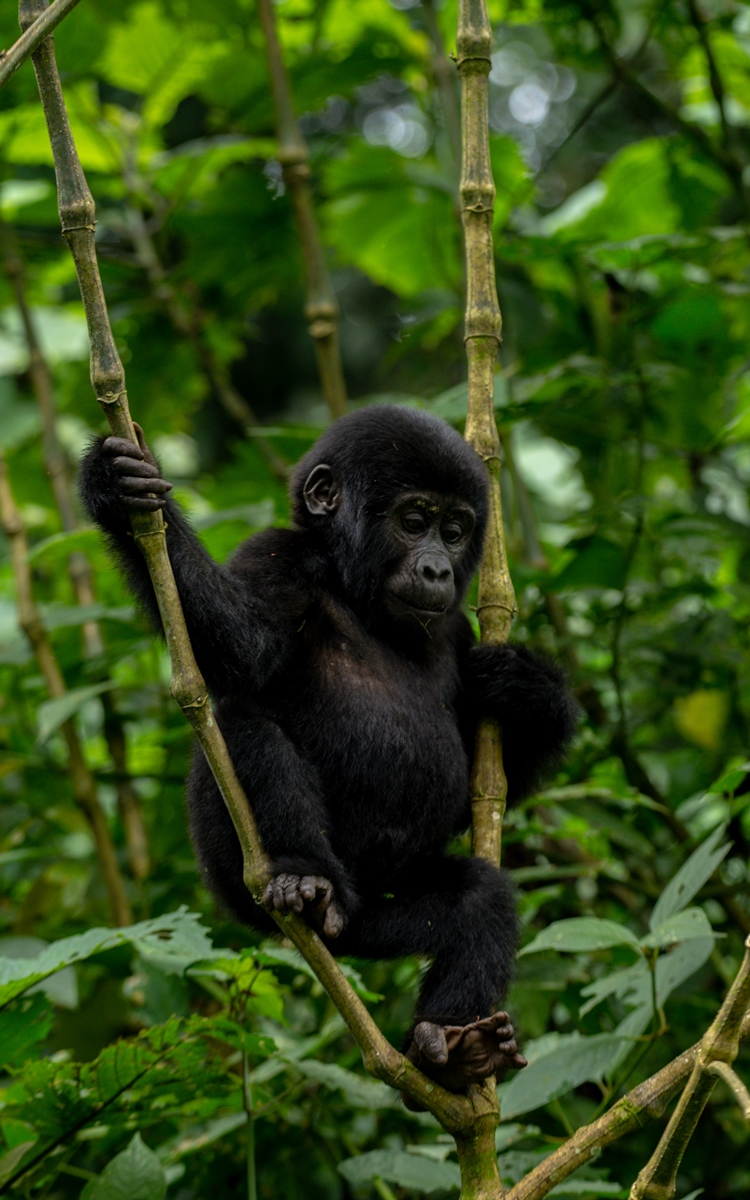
(303, 464), (341, 517)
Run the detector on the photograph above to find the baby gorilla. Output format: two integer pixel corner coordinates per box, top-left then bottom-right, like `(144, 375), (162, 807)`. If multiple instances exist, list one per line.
(79, 406), (577, 1092)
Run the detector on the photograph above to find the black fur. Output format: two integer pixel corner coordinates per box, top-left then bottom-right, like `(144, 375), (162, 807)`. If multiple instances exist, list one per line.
(79, 406), (577, 1026)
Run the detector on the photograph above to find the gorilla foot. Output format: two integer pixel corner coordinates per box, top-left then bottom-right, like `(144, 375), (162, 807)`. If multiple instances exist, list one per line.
(262, 872), (344, 937)
(404, 1011), (526, 1103)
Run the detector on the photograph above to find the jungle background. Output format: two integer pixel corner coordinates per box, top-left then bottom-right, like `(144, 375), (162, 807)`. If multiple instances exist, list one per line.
(1, 0), (750, 1197)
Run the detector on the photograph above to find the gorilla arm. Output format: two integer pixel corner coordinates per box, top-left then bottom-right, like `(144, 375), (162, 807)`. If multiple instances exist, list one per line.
(78, 432), (303, 696)
(458, 635), (578, 803)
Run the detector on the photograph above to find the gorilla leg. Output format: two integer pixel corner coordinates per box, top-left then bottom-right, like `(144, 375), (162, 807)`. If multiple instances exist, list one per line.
(334, 855), (523, 1091)
(335, 854), (518, 1025)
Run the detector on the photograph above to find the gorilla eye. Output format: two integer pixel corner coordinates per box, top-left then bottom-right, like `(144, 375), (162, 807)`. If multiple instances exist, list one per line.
(442, 522), (465, 544)
(401, 512), (428, 534)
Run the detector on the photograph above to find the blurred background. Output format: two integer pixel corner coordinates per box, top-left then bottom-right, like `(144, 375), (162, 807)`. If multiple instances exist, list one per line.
(1, 0), (750, 1196)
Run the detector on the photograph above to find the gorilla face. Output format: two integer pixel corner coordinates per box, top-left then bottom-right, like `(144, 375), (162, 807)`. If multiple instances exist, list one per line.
(302, 463), (476, 632)
(381, 491), (476, 627)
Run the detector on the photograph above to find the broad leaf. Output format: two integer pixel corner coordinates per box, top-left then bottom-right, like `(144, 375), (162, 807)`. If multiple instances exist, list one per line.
(0, 910), (220, 1007)
(520, 919), (640, 956)
(501, 1035), (630, 1120)
(338, 1148), (460, 1193)
(81, 1134), (166, 1200)
(36, 682), (120, 745)
(293, 1060), (397, 1109)
(642, 907), (715, 949)
(649, 827), (731, 929)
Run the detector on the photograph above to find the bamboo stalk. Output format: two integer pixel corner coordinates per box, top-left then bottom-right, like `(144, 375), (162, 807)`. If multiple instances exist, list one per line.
(457, 0), (515, 868)
(0, 451), (132, 926)
(20, 0), (477, 1129)
(0, 0), (81, 90)
(256, 0), (347, 420)
(629, 935), (750, 1200)
(0, 225), (150, 881)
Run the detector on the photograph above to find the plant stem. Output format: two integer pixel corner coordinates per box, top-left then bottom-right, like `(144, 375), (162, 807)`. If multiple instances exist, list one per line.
(629, 936), (750, 1200)
(457, 0), (514, 873)
(257, 0), (347, 420)
(243, 1053), (257, 1200)
(0, 221), (150, 881)
(506, 1002), (750, 1200)
(0, 452), (131, 926)
(0, 0), (81, 90)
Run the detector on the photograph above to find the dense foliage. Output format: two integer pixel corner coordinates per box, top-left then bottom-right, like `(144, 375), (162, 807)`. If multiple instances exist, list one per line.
(1, 0), (749, 1196)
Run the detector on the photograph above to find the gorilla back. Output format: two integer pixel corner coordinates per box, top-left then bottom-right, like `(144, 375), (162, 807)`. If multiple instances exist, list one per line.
(80, 404), (577, 1090)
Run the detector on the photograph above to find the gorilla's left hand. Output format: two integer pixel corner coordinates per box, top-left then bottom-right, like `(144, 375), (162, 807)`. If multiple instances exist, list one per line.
(262, 872), (345, 938)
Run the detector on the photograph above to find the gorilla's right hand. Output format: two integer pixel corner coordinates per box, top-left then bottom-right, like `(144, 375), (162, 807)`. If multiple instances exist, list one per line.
(262, 872), (345, 938)
(99, 423), (173, 513)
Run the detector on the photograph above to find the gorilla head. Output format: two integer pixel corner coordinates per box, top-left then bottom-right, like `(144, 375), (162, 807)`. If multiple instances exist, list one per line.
(290, 406), (489, 632)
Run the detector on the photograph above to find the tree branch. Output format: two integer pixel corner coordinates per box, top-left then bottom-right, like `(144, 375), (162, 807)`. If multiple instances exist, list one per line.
(457, 0), (515, 871)
(0, 221), (150, 880)
(0, 0), (81, 90)
(506, 1001), (750, 1200)
(20, 0), (487, 1135)
(630, 935), (750, 1199)
(0, 451), (132, 926)
(256, 0), (347, 420)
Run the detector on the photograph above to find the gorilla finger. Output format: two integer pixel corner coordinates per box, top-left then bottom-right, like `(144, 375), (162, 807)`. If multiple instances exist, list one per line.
(133, 422), (158, 466)
(299, 876), (318, 902)
(499, 1040), (518, 1055)
(315, 877), (333, 905)
(283, 876), (304, 913)
(323, 901), (344, 938)
(413, 1021), (448, 1065)
(121, 496), (167, 511)
(262, 882), (275, 910)
(508, 1053), (527, 1070)
(103, 437), (143, 460)
(120, 476), (172, 495)
(112, 457), (160, 478)
(270, 874), (289, 912)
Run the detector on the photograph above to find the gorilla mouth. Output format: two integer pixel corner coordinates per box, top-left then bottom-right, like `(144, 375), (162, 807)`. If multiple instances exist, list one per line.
(388, 593), (448, 620)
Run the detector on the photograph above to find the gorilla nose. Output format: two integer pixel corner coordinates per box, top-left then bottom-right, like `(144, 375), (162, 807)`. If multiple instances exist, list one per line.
(421, 560), (452, 584)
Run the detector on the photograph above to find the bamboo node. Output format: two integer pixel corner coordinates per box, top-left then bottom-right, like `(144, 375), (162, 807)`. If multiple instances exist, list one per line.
(476, 601), (517, 617)
(180, 693), (209, 710)
(309, 318), (336, 338)
(133, 525), (167, 542)
(62, 223), (96, 234)
(98, 389), (127, 406)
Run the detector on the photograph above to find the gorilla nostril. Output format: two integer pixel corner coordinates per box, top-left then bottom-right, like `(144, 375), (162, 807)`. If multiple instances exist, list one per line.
(422, 561), (452, 584)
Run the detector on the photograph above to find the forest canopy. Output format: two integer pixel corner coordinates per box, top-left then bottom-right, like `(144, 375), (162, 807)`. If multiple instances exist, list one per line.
(0, 0), (750, 1198)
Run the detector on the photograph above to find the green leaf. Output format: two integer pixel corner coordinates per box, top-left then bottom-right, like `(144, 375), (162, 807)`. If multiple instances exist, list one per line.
(520, 919), (640, 957)
(649, 827), (731, 929)
(0, 995), (53, 1068)
(294, 1061), (397, 1109)
(36, 682), (120, 745)
(338, 1148), (460, 1193)
(257, 945), (382, 1001)
(500, 1034), (630, 1120)
(81, 1134), (166, 1200)
(0, 1142), (37, 1188)
(0, 910), (218, 1007)
(642, 907), (715, 949)
(40, 604), (136, 630)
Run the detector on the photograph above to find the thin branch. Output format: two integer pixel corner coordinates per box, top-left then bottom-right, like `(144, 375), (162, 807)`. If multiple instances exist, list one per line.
(0, 451), (131, 926)
(506, 1002), (750, 1200)
(457, 0), (515, 871)
(708, 1060), (750, 1121)
(686, 0), (731, 152)
(256, 0), (347, 421)
(630, 936), (750, 1199)
(0, 222), (150, 880)
(0, 0), (81, 90)
(421, 0), (461, 167)
(21, 0), (485, 1131)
